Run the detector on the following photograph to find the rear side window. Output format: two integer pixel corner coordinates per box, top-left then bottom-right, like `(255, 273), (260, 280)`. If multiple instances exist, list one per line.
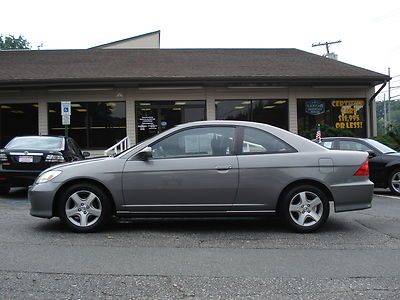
(241, 127), (296, 154)
(338, 141), (371, 151)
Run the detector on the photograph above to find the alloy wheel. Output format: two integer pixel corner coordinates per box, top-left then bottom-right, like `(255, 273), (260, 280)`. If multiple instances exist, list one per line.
(65, 190), (102, 227)
(288, 191), (323, 227)
(390, 171), (400, 194)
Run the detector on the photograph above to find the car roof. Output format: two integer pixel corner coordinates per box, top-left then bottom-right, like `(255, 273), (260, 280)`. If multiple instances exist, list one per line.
(121, 120), (329, 158)
(321, 137), (369, 141)
(11, 135), (65, 139)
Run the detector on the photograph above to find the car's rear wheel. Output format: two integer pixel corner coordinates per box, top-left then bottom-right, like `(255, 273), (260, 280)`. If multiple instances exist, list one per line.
(0, 187), (10, 195)
(388, 169), (400, 195)
(58, 184), (111, 232)
(280, 185), (330, 233)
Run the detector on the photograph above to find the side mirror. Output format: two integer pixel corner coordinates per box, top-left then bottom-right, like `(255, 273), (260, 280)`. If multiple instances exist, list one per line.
(82, 151), (90, 158)
(137, 146), (153, 161)
(366, 150), (376, 158)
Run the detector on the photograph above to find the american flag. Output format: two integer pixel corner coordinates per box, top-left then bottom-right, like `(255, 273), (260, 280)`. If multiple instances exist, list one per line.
(315, 124), (321, 142)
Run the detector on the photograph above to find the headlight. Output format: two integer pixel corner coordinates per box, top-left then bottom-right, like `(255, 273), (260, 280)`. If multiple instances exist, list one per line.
(36, 170), (62, 184)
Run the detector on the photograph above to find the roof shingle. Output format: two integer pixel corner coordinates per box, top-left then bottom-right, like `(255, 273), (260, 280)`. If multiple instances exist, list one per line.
(0, 48), (389, 87)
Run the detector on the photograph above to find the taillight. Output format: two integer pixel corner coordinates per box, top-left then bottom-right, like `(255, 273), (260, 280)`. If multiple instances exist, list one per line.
(45, 154), (65, 163)
(354, 159), (369, 176)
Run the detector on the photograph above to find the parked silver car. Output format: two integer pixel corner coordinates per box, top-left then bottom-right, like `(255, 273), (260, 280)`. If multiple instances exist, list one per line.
(29, 121), (373, 233)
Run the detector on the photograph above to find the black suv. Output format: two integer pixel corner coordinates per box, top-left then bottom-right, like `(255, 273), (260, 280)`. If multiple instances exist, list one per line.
(317, 137), (400, 195)
(0, 136), (89, 194)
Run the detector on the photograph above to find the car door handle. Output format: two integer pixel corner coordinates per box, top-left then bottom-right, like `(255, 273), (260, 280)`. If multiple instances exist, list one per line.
(215, 165), (232, 171)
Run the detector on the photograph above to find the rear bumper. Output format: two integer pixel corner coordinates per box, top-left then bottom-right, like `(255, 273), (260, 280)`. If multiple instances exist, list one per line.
(331, 180), (374, 212)
(0, 169), (41, 188)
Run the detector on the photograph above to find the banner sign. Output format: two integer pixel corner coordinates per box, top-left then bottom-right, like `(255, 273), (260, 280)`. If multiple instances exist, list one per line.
(332, 100), (365, 129)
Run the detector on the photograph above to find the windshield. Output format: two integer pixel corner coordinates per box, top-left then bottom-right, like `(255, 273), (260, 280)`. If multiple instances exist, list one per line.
(366, 139), (396, 154)
(5, 136), (64, 150)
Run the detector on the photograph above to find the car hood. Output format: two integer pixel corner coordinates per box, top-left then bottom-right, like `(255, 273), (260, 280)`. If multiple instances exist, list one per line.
(39, 156), (113, 174)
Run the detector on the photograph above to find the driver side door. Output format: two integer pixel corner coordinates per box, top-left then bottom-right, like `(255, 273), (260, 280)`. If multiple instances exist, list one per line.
(121, 126), (239, 212)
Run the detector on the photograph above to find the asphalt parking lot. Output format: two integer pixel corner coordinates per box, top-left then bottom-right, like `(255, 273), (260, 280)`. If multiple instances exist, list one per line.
(0, 189), (399, 299)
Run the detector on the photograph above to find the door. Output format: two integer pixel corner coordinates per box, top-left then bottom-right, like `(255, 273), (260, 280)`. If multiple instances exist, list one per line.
(122, 126), (238, 211)
(136, 101), (206, 143)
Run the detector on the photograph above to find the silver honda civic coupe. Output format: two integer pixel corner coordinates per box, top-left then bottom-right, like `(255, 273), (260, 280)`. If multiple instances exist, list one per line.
(29, 121), (373, 233)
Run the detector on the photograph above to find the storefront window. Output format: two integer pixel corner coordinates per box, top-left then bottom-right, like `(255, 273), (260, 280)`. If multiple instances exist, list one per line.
(215, 99), (288, 129)
(297, 99), (367, 138)
(48, 101), (126, 149)
(0, 103), (38, 147)
(136, 101), (206, 143)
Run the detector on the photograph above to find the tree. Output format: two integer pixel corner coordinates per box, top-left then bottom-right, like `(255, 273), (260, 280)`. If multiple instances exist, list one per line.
(0, 34), (31, 50)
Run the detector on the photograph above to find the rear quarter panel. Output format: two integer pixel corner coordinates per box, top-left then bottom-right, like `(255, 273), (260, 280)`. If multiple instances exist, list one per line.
(235, 150), (372, 212)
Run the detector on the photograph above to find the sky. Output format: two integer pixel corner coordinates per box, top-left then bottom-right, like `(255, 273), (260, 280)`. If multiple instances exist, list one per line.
(1, 0), (400, 99)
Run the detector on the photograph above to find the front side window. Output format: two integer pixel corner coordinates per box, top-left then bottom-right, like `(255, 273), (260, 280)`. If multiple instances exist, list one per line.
(320, 140), (334, 149)
(241, 127), (296, 154)
(67, 138), (82, 156)
(151, 127), (235, 159)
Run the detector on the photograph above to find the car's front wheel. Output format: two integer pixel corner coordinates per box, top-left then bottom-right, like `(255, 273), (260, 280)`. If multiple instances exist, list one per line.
(388, 169), (400, 195)
(280, 185), (330, 233)
(58, 184), (112, 232)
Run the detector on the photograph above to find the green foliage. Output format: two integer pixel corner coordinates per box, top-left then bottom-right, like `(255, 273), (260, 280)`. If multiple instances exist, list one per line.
(376, 100), (400, 135)
(372, 124), (400, 151)
(320, 124), (355, 138)
(372, 134), (400, 151)
(0, 34), (30, 50)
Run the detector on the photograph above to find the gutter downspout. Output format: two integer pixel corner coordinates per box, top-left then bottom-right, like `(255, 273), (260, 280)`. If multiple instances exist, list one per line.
(368, 81), (387, 137)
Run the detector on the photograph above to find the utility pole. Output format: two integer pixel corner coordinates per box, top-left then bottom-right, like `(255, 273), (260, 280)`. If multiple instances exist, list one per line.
(384, 93), (387, 132)
(312, 40), (342, 54)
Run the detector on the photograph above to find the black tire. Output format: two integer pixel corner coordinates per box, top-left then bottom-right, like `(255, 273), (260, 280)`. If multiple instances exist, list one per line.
(0, 187), (10, 195)
(388, 169), (400, 196)
(279, 185), (330, 233)
(57, 184), (112, 233)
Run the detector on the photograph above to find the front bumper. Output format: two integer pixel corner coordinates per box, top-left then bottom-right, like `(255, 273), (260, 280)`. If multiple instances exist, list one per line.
(29, 181), (60, 218)
(331, 180), (374, 212)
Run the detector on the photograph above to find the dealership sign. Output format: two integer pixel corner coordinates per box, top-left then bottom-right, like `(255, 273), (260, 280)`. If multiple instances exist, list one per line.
(305, 100), (325, 115)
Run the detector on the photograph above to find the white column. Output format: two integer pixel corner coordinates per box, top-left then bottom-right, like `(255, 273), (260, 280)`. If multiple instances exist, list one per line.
(288, 88), (298, 134)
(38, 101), (48, 135)
(206, 87), (216, 120)
(125, 93), (136, 144)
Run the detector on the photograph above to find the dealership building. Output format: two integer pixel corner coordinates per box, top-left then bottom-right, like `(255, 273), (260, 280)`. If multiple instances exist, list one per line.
(0, 31), (390, 154)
